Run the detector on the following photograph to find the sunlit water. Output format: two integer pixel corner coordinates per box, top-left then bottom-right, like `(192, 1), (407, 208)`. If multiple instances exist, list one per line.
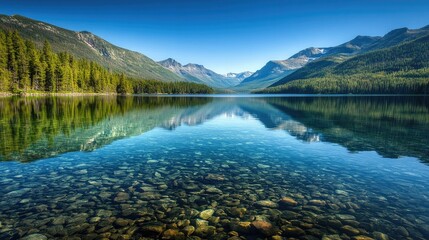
(0, 96), (428, 240)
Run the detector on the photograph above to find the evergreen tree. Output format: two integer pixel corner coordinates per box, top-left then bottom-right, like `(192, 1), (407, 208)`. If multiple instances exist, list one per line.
(0, 30), (214, 94)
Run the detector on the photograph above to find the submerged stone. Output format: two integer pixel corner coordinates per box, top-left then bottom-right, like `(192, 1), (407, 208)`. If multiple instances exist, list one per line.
(342, 225), (360, 235)
(352, 236), (375, 240)
(373, 232), (389, 240)
(281, 226), (305, 237)
(22, 234), (48, 240)
(182, 226), (195, 236)
(141, 223), (165, 236)
(205, 174), (226, 181)
(114, 192), (130, 202)
(228, 207), (247, 218)
(194, 226), (216, 238)
(252, 220), (277, 236)
(309, 199), (326, 206)
(279, 197), (298, 207)
(162, 229), (185, 239)
(230, 221), (252, 234)
(199, 209), (215, 220)
(255, 200), (278, 208)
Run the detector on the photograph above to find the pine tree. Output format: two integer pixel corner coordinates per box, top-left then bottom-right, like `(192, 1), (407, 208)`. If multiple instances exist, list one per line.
(0, 31), (9, 92)
(12, 31), (30, 91)
(6, 31), (18, 91)
(42, 40), (55, 92)
(26, 40), (44, 91)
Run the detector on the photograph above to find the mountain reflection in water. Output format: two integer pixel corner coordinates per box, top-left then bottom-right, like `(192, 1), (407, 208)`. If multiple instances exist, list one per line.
(0, 95), (428, 163)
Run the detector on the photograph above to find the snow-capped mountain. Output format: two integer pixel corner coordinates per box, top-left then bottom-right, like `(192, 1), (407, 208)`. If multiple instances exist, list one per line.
(158, 58), (251, 88)
(224, 71), (254, 81)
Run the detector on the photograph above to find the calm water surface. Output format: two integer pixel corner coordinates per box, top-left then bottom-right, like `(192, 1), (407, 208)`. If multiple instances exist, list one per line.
(0, 96), (428, 240)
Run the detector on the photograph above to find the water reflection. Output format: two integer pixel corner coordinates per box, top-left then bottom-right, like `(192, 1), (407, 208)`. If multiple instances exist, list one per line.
(1, 96), (428, 163)
(1, 96), (429, 240)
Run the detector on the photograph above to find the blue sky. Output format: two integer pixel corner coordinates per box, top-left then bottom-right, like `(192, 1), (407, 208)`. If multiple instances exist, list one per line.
(2, 0), (429, 73)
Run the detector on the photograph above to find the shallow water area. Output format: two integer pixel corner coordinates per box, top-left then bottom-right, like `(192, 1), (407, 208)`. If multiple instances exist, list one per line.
(0, 95), (429, 240)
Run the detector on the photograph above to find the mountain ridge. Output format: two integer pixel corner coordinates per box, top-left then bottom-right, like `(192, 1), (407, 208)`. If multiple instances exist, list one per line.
(270, 25), (429, 88)
(259, 33), (429, 94)
(239, 25), (429, 92)
(158, 58), (252, 88)
(0, 14), (184, 82)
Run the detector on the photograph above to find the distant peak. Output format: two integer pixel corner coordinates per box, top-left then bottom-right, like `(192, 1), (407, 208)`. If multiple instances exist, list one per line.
(158, 58), (182, 67)
(79, 31), (92, 35)
(184, 63), (204, 68)
(421, 25), (429, 30)
(384, 27), (409, 37)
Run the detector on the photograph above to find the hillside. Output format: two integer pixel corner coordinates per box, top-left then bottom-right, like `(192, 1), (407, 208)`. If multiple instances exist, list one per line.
(233, 57), (308, 92)
(260, 34), (429, 94)
(0, 14), (184, 82)
(158, 58), (250, 88)
(236, 36), (381, 91)
(0, 30), (213, 94)
(241, 26), (429, 92)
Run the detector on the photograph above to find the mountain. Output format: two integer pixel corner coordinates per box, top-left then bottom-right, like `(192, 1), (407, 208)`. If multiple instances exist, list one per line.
(261, 31), (429, 94)
(235, 36), (382, 92)
(158, 58), (251, 88)
(0, 14), (184, 82)
(224, 71), (253, 81)
(233, 56), (311, 91)
(364, 27), (429, 51)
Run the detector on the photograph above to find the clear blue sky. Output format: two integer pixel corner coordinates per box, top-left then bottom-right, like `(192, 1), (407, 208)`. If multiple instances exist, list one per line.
(2, 0), (429, 73)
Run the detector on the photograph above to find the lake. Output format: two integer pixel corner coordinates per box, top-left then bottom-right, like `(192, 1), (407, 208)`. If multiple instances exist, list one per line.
(0, 95), (428, 240)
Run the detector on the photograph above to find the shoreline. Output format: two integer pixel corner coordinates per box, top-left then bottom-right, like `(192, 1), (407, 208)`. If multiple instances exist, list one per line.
(0, 92), (122, 97)
(1, 92), (428, 98)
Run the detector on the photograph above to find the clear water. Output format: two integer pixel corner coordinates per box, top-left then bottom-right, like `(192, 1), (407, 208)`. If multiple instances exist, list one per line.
(0, 96), (428, 240)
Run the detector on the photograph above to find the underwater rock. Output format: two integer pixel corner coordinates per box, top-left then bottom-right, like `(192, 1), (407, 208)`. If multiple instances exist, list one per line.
(279, 197), (298, 207)
(281, 225), (305, 237)
(21, 234), (48, 240)
(194, 226), (216, 238)
(195, 219), (209, 227)
(114, 192), (130, 202)
(396, 226), (409, 237)
(252, 220), (277, 236)
(199, 209), (215, 220)
(205, 174), (226, 182)
(182, 226), (195, 236)
(228, 207), (247, 218)
(162, 229), (185, 239)
(205, 187), (223, 194)
(140, 223), (166, 236)
(114, 218), (130, 227)
(373, 232), (389, 240)
(229, 221), (252, 234)
(309, 199), (326, 206)
(352, 236), (375, 240)
(342, 225), (360, 235)
(255, 200), (278, 208)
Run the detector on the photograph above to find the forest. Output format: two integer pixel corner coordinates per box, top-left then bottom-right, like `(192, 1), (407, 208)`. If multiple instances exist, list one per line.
(260, 34), (429, 94)
(0, 30), (213, 94)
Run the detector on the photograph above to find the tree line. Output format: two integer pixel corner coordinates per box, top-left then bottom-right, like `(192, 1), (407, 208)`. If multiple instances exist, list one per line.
(257, 71), (429, 94)
(0, 30), (213, 94)
(263, 34), (429, 94)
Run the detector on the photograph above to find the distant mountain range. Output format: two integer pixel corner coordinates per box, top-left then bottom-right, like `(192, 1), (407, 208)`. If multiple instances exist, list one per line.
(1, 14), (428, 94)
(235, 35), (385, 91)
(0, 14), (184, 82)
(238, 25), (429, 92)
(261, 26), (429, 94)
(158, 58), (252, 88)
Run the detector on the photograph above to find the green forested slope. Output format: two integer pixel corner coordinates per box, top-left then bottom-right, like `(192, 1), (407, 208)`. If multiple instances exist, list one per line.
(0, 14), (184, 82)
(260, 35), (429, 94)
(0, 30), (213, 94)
